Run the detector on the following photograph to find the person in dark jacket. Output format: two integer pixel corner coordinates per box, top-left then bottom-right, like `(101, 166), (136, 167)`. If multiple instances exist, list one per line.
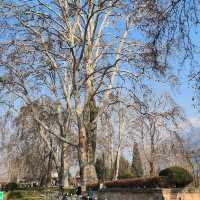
(76, 185), (82, 199)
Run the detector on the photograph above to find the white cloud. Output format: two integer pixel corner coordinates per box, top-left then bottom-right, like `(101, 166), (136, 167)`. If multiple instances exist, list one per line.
(188, 116), (200, 129)
(179, 116), (200, 131)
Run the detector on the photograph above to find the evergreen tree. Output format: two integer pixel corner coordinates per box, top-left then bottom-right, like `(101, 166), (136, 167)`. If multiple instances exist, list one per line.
(95, 154), (113, 181)
(95, 157), (104, 181)
(118, 156), (133, 179)
(131, 142), (143, 177)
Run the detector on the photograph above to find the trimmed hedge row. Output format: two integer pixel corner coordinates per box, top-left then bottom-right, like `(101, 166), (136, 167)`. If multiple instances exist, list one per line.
(104, 176), (168, 189)
(87, 167), (193, 190)
(86, 176), (168, 190)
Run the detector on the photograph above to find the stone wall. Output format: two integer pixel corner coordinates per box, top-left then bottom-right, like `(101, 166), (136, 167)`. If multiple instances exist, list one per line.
(97, 188), (200, 200)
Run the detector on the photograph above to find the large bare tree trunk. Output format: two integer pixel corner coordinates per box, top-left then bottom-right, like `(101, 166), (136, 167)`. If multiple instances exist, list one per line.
(108, 130), (114, 170)
(114, 145), (121, 180)
(113, 108), (125, 180)
(78, 97), (98, 189)
(149, 161), (155, 176)
(46, 151), (53, 187)
(58, 142), (64, 190)
(149, 120), (156, 176)
(63, 156), (69, 188)
(63, 143), (69, 188)
(58, 138), (70, 189)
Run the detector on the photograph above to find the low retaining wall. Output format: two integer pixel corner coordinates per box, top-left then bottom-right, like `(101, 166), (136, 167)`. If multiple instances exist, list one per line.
(98, 188), (200, 200)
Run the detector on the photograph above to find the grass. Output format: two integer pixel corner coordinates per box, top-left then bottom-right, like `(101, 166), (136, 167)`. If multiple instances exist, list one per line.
(4, 188), (76, 200)
(5, 190), (45, 200)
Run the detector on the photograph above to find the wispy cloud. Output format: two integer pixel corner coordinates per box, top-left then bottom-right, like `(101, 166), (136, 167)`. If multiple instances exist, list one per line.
(179, 116), (200, 131)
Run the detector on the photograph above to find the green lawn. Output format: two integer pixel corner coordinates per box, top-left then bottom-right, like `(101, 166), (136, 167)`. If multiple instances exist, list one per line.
(5, 190), (45, 200)
(4, 188), (76, 199)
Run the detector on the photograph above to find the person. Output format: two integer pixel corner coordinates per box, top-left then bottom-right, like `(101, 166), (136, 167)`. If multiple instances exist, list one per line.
(88, 189), (93, 200)
(76, 185), (82, 199)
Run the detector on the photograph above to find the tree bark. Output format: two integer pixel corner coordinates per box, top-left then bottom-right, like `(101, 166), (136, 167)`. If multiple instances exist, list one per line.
(58, 142), (64, 190)
(78, 97), (98, 189)
(63, 156), (69, 188)
(63, 144), (69, 188)
(149, 160), (155, 176)
(113, 108), (125, 180)
(149, 119), (155, 176)
(58, 137), (70, 189)
(114, 145), (121, 180)
(46, 151), (53, 187)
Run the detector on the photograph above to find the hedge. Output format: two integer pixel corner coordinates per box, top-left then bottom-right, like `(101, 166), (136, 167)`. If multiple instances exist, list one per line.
(103, 176), (168, 188)
(87, 167), (193, 190)
(5, 182), (18, 191)
(86, 176), (169, 190)
(159, 166), (193, 187)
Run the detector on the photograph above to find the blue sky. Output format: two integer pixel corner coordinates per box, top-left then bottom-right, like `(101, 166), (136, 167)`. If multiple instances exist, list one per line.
(174, 82), (198, 117)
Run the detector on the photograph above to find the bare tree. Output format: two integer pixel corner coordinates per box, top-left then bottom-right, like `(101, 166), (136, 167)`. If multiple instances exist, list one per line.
(15, 97), (74, 188)
(130, 91), (186, 176)
(183, 131), (200, 187)
(7, 129), (53, 186)
(1, 0), (199, 188)
(113, 104), (126, 180)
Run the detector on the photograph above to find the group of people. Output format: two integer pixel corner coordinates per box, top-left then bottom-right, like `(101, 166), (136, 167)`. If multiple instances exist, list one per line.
(75, 185), (94, 200)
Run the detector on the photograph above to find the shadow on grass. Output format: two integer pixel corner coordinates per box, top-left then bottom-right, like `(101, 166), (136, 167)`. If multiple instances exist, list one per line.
(7, 191), (23, 199)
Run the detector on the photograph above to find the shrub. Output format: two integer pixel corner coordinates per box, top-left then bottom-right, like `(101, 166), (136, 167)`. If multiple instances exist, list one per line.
(118, 171), (133, 179)
(159, 166), (193, 187)
(6, 182), (18, 191)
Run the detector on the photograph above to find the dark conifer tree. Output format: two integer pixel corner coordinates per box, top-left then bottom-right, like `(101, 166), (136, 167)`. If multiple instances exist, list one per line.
(131, 142), (143, 177)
